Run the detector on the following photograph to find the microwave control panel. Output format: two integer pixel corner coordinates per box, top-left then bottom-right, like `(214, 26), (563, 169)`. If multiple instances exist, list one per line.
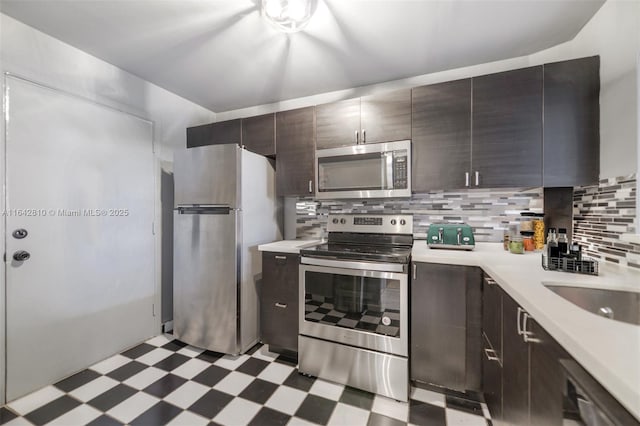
(392, 151), (408, 189)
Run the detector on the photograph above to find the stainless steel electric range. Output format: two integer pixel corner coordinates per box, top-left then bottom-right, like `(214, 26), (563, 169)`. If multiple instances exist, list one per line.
(298, 214), (413, 401)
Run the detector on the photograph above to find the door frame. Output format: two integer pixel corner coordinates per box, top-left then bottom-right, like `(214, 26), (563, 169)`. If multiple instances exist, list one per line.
(0, 73), (162, 404)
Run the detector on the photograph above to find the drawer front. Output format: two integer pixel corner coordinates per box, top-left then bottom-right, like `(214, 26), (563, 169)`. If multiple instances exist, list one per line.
(260, 296), (298, 351)
(262, 252), (298, 303)
(299, 335), (409, 401)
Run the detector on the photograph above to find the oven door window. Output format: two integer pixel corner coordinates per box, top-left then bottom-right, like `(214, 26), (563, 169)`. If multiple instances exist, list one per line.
(304, 271), (401, 337)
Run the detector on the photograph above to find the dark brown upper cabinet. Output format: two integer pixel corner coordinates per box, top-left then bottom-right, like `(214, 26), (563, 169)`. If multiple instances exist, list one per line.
(315, 98), (361, 149)
(472, 66), (543, 188)
(360, 89), (412, 144)
(315, 89), (411, 149)
(412, 79), (471, 191)
(543, 56), (600, 187)
(242, 113), (275, 157)
(275, 106), (316, 197)
(186, 119), (241, 148)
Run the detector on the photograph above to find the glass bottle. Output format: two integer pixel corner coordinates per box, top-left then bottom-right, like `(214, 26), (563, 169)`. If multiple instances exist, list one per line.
(547, 228), (559, 258)
(557, 228), (569, 256)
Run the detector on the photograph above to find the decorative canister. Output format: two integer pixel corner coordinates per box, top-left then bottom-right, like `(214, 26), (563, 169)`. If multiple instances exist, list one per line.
(509, 235), (524, 254)
(522, 231), (535, 251)
(533, 214), (545, 250)
(519, 214), (534, 232)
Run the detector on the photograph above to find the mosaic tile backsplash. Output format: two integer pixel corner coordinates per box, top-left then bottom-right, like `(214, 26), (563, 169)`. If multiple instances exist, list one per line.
(295, 187), (543, 242)
(294, 174), (639, 267)
(573, 174), (640, 268)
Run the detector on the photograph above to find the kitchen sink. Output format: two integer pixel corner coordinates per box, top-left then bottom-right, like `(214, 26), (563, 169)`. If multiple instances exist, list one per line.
(544, 284), (640, 326)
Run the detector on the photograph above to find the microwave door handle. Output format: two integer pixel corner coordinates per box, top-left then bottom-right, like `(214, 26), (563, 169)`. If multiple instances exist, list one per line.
(385, 152), (393, 189)
(380, 152), (386, 189)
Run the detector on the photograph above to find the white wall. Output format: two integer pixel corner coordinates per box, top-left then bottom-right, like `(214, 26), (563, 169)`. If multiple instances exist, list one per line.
(0, 13), (215, 403)
(0, 13), (216, 161)
(217, 0), (639, 179)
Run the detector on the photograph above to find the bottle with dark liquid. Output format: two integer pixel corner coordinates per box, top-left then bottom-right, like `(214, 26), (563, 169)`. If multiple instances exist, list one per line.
(570, 242), (582, 261)
(557, 228), (569, 256)
(547, 228), (559, 258)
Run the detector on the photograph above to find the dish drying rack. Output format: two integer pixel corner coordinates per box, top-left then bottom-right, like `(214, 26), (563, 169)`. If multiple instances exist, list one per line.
(541, 253), (599, 276)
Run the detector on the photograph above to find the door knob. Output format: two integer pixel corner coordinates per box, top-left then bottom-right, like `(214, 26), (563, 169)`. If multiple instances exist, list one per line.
(13, 250), (30, 262)
(12, 229), (28, 239)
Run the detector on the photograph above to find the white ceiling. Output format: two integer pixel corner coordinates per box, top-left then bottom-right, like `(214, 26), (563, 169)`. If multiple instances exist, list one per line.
(0, 0), (604, 113)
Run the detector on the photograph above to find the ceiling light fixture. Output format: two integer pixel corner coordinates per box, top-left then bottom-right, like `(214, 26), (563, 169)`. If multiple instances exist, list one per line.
(262, 0), (318, 33)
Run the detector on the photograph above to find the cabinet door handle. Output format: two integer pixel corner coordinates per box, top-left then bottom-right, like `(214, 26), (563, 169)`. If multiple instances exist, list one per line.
(483, 276), (497, 286)
(484, 348), (500, 362)
(522, 311), (530, 336)
(308, 180), (313, 193)
(521, 312), (540, 343)
(275, 302), (287, 308)
(412, 263), (417, 280)
(362, 129), (366, 143)
(274, 255), (287, 260)
(465, 172), (470, 187)
(517, 307), (524, 335)
(355, 130), (359, 144)
(475, 171), (480, 186)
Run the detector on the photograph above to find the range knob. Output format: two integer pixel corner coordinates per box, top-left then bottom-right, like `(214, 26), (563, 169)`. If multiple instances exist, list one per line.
(340, 218), (346, 224)
(400, 219), (406, 226)
(332, 218), (339, 224)
(391, 219), (397, 225)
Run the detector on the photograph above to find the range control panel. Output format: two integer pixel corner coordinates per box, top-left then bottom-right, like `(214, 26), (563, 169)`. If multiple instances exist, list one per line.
(353, 217), (383, 226)
(327, 214), (414, 234)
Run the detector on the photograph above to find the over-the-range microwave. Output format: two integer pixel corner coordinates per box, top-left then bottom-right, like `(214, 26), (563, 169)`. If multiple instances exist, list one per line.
(315, 140), (411, 199)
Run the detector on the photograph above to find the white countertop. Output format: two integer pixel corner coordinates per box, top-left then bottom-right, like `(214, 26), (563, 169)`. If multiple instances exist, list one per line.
(258, 239), (322, 254)
(412, 241), (640, 420)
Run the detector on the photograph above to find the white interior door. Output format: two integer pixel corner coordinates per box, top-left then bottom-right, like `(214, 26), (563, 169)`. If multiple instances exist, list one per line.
(4, 76), (156, 401)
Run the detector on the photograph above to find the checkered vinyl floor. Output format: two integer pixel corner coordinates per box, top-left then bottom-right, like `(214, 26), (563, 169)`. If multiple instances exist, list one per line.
(0, 334), (492, 426)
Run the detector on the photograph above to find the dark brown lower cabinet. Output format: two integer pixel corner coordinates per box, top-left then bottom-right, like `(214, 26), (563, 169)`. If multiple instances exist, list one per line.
(482, 277), (569, 426)
(481, 274), (503, 422)
(411, 262), (482, 392)
(260, 252), (299, 353)
(502, 294), (530, 425)
(529, 319), (568, 426)
(482, 334), (503, 422)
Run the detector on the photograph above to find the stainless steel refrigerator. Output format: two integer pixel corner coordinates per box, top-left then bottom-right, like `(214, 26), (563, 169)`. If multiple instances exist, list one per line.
(173, 144), (281, 355)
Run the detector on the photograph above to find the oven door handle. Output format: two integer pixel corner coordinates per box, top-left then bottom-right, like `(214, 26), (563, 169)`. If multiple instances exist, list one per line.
(300, 256), (407, 273)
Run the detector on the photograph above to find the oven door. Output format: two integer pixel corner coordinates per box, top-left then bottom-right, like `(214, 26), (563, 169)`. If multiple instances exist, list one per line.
(299, 258), (408, 357)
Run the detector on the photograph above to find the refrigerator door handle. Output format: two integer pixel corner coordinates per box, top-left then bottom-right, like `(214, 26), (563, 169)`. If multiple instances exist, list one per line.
(176, 206), (233, 215)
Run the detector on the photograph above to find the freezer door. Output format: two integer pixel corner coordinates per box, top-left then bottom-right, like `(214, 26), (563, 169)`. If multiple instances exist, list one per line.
(174, 144), (240, 207)
(173, 208), (239, 353)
